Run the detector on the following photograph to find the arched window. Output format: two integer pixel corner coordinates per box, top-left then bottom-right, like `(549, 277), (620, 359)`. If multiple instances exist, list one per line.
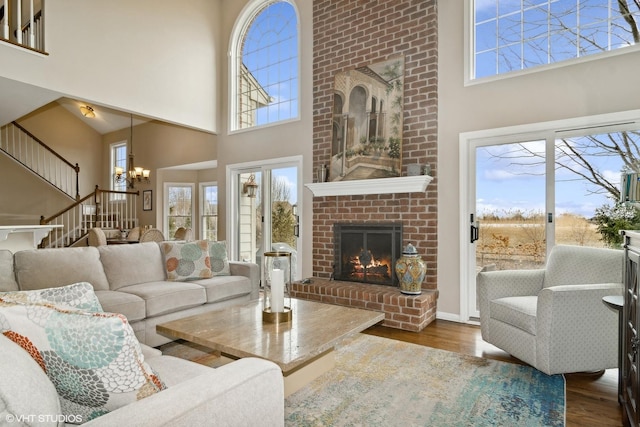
(231, 0), (299, 131)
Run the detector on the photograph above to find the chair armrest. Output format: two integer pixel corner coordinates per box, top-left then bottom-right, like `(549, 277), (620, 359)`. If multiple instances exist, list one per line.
(229, 261), (260, 299)
(477, 269), (545, 338)
(536, 283), (623, 374)
(83, 358), (284, 427)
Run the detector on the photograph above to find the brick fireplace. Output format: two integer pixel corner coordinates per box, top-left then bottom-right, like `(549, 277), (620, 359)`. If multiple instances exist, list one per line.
(294, 1), (439, 332)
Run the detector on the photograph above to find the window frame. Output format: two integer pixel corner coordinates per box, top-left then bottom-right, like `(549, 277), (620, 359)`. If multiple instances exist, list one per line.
(110, 141), (127, 198)
(465, 0), (640, 86)
(163, 182), (195, 239)
(199, 181), (218, 241)
(228, 0), (301, 134)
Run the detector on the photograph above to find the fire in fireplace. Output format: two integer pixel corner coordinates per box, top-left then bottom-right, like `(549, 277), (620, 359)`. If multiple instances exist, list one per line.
(333, 223), (402, 286)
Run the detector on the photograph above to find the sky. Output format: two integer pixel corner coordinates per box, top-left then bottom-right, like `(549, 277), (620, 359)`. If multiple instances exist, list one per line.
(476, 137), (626, 219)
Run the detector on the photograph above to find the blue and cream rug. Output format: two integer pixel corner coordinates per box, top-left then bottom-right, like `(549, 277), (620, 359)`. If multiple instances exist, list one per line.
(284, 334), (565, 426)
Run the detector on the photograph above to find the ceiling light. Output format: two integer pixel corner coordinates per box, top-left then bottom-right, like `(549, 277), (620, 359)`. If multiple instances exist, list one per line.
(80, 105), (95, 118)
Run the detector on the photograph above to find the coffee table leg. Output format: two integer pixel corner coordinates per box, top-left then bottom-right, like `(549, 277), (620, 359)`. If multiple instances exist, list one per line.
(283, 350), (336, 397)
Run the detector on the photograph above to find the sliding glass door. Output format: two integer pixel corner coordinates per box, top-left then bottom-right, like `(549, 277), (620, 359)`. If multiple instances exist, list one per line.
(229, 158), (301, 280)
(465, 123), (639, 321)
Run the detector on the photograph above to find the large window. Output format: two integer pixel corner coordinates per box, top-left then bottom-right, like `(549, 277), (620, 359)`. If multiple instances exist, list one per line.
(165, 184), (194, 239)
(473, 0), (640, 80)
(231, 0), (299, 131)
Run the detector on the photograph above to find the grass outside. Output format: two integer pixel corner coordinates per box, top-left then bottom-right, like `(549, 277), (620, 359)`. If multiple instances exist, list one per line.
(477, 213), (609, 270)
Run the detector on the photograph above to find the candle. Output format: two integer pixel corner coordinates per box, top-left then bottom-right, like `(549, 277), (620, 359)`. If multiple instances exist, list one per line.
(271, 269), (285, 312)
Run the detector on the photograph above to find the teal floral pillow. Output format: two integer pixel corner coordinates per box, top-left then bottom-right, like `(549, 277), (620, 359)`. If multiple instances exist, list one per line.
(208, 240), (230, 276)
(160, 240), (213, 282)
(0, 282), (102, 312)
(0, 299), (165, 424)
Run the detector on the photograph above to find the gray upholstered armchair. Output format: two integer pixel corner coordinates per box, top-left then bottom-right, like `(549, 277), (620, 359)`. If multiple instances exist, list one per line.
(478, 245), (624, 375)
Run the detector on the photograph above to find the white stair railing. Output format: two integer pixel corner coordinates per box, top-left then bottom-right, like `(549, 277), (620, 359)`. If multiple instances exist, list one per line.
(0, 0), (45, 52)
(0, 121), (80, 200)
(41, 187), (140, 248)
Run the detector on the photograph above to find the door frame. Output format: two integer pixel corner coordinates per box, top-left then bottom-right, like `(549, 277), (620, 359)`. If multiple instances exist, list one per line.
(458, 110), (640, 323)
(226, 155), (303, 279)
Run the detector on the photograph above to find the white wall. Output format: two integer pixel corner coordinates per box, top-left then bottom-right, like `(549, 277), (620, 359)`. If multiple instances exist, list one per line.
(437, 2), (640, 318)
(0, 0), (220, 132)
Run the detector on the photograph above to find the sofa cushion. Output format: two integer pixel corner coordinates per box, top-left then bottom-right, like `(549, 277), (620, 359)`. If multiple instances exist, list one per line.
(0, 282), (103, 312)
(98, 243), (167, 290)
(208, 240), (230, 276)
(159, 240), (213, 282)
(0, 249), (18, 292)
(193, 275), (253, 303)
(14, 247), (110, 291)
(490, 296), (538, 335)
(117, 281), (206, 317)
(0, 299), (166, 424)
(0, 334), (62, 427)
(94, 290), (146, 322)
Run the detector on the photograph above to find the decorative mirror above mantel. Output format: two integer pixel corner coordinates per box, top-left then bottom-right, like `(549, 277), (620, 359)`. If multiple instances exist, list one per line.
(305, 175), (432, 197)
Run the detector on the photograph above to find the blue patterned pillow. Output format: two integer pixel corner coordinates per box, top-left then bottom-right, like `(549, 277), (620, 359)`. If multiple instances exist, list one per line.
(0, 282), (103, 312)
(0, 299), (165, 424)
(208, 240), (230, 276)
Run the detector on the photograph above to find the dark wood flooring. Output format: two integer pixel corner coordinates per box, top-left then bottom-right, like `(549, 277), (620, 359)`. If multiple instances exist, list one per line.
(364, 319), (623, 427)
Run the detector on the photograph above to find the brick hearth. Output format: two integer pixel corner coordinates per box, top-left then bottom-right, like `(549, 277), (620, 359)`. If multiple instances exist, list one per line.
(291, 279), (438, 332)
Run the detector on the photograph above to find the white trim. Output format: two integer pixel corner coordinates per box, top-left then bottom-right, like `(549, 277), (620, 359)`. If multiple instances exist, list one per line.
(458, 109), (640, 323)
(305, 175), (432, 197)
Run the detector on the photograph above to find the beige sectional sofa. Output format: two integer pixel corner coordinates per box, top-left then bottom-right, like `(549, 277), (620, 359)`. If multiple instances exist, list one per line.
(0, 242), (260, 346)
(0, 243), (285, 426)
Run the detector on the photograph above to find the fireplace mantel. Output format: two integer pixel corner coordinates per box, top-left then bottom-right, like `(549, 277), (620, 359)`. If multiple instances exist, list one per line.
(305, 175), (433, 197)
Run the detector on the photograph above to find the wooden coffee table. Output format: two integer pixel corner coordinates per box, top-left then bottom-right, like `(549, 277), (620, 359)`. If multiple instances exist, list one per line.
(157, 298), (384, 396)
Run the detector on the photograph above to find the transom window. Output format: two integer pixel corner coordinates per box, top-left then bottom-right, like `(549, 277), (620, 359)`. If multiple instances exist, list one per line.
(231, 0), (299, 131)
(473, 0), (640, 80)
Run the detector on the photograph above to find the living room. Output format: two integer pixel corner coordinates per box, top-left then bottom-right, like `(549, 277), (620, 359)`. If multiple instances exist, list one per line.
(1, 0), (638, 425)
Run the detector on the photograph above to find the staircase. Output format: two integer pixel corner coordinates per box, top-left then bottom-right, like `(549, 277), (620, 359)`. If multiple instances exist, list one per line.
(41, 186), (139, 248)
(0, 121), (80, 200)
(0, 121), (139, 248)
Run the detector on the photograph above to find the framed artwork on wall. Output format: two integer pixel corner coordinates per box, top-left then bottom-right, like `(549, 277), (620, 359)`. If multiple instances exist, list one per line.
(143, 190), (152, 211)
(330, 56), (404, 182)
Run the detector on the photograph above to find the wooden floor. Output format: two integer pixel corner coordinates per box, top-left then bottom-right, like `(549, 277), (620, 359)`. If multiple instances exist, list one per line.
(364, 319), (623, 427)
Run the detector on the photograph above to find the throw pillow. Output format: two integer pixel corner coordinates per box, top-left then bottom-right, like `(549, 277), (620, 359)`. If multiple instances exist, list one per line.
(0, 282), (103, 312)
(208, 240), (230, 276)
(160, 240), (213, 281)
(0, 299), (166, 424)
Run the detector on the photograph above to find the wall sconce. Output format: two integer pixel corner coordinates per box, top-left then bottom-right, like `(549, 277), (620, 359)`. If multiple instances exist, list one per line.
(243, 174), (258, 198)
(80, 105), (95, 118)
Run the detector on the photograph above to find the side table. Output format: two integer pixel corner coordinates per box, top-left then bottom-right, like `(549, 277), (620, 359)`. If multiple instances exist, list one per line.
(602, 295), (624, 404)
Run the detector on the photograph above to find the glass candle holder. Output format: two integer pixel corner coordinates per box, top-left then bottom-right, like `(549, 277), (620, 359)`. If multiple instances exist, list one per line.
(263, 251), (292, 323)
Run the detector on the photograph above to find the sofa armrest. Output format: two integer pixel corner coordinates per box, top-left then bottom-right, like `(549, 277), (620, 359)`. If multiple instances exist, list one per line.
(478, 269), (545, 336)
(83, 358), (284, 427)
(229, 261), (260, 299)
(536, 283), (623, 374)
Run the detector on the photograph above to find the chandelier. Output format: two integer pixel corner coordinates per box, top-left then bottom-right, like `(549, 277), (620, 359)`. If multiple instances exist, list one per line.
(114, 115), (150, 189)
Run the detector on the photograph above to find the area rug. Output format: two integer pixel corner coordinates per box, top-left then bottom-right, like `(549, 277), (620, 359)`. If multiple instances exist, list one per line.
(284, 334), (565, 427)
